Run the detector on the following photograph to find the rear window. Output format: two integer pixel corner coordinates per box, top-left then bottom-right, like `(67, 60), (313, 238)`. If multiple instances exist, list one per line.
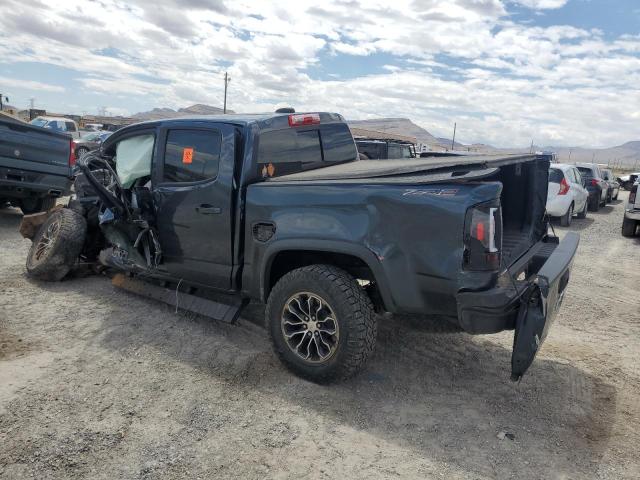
(257, 123), (356, 178)
(548, 168), (564, 183)
(577, 167), (593, 178)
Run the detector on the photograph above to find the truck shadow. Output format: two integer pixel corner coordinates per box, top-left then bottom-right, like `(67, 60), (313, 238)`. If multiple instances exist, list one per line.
(91, 288), (616, 479)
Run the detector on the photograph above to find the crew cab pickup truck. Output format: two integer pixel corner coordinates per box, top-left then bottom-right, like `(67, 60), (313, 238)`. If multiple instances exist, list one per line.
(21, 111), (579, 383)
(1, 116), (74, 214)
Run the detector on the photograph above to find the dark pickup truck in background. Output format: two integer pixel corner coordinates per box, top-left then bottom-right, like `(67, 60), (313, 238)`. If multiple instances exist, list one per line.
(21, 111), (579, 383)
(0, 117), (74, 214)
(355, 138), (416, 159)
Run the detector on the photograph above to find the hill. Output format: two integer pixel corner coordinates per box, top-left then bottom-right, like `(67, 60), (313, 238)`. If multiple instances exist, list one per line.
(133, 104), (234, 120)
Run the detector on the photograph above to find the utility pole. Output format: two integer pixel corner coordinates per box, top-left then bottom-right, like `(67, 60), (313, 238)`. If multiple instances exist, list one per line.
(29, 97), (35, 109)
(223, 71), (231, 114)
(529, 139), (534, 154)
(451, 122), (456, 151)
(0, 93), (8, 111)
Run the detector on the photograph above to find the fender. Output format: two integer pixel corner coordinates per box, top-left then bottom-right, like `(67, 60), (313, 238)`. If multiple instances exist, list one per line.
(258, 238), (396, 311)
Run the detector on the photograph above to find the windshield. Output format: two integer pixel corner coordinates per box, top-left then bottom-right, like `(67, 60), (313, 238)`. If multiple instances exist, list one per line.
(30, 118), (48, 127)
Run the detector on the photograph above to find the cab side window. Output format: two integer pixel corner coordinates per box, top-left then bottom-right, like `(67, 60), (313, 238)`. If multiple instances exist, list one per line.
(163, 129), (222, 183)
(65, 122), (77, 132)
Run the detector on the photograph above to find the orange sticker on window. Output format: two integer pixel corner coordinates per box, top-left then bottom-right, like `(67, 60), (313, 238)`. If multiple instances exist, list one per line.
(182, 147), (194, 164)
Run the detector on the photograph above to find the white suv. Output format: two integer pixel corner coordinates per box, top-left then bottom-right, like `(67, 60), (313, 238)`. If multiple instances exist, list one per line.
(546, 163), (589, 226)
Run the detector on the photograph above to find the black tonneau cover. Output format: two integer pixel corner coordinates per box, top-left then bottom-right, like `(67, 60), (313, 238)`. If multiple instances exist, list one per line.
(268, 154), (538, 182)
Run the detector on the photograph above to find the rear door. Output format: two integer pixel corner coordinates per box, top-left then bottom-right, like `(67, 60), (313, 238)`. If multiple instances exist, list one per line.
(153, 123), (237, 290)
(568, 168), (588, 211)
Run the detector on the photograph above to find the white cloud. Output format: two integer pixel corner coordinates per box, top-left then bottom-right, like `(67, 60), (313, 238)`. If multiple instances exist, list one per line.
(0, 0), (638, 147)
(0, 76), (65, 93)
(511, 0), (569, 9)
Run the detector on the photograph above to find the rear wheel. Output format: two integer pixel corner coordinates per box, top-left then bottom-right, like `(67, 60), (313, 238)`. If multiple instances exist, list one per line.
(589, 196), (600, 212)
(576, 200), (588, 219)
(266, 264), (377, 383)
(26, 209), (87, 281)
(560, 203), (573, 227)
(20, 196), (57, 215)
(622, 217), (637, 237)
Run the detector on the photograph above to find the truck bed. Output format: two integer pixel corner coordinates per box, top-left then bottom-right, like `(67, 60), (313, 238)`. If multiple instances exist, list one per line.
(267, 154), (539, 182)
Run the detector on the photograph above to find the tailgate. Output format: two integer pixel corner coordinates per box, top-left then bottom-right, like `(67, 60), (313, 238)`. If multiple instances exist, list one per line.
(0, 119), (71, 176)
(511, 232), (580, 380)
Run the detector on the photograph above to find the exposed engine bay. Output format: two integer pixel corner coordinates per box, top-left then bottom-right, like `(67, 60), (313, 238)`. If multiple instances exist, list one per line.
(71, 149), (162, 274)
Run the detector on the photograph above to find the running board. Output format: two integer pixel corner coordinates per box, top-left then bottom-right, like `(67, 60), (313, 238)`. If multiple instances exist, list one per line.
(111, 274), (246, 324)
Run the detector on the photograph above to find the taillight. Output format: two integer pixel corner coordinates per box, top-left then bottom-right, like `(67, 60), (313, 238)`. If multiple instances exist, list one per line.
(591, 178), (598, 187)
(69, 139), (76, 167)
(288, 113), (320, 127)
(558, 177), (570, 195)
(630, 184), (638, 204)
(464, 204), (502, 271)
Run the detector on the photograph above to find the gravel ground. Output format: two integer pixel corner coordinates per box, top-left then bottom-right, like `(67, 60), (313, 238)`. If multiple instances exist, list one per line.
(1, 194), (639, 479)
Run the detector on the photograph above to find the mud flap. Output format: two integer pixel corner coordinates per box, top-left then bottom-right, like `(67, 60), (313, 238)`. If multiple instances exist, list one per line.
(511, 232), (579, 381)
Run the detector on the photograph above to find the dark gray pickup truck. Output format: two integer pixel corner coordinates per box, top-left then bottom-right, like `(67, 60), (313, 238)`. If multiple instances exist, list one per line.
(0, 116), (73, 213)
(21, 111), (579, 383)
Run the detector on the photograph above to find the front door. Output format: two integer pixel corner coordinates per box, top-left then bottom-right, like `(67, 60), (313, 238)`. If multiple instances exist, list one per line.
(153, 123), (236, 290)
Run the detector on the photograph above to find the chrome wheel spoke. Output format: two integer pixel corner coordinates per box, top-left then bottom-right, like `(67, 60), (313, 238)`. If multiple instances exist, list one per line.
(281, 292), (339, 364)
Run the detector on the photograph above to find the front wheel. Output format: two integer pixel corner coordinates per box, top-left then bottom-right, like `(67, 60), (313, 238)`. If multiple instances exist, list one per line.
(26, 208), (87, 281)
(266, 264), (377, 383)
(622, 217), (637, 237)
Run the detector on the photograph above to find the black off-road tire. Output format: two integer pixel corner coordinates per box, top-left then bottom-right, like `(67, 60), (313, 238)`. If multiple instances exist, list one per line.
(621, 217), (637, 237)
(266, 264), (377, 383)
(560, 203), (573, 227)
(26, 208), (87, 281)
(20, 196), (57, 215)
(589, 196), (600, 212)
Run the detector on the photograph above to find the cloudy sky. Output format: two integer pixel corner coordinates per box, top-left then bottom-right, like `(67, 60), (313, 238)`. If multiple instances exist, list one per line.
(0, 0), (639, 147)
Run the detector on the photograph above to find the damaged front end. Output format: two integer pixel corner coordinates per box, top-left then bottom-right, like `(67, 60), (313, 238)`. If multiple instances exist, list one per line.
(73, 151), (162, 274)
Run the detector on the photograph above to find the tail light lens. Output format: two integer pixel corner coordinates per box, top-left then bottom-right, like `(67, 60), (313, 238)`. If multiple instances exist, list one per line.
(591, 178), (598, 187)
(288, 113), (320, 127)
(69, 139), (76, 167)
(558, 177), (570, 195)
(630, 184), (638, 204)
(464, 203), (502, 271)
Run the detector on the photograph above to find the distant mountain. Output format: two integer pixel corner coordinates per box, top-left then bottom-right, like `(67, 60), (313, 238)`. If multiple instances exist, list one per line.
(348, 118), (441, 146)
(347, 117), (498, 153)
(537, 142), (640, 167)
(133, 104), (234, 120)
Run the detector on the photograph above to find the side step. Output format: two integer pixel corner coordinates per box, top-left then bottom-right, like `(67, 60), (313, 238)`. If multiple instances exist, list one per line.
(112, 274), (247, 323)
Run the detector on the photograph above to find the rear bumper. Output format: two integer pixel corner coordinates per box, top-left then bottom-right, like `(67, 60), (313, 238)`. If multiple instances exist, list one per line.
(457, 232), (579, 379)
(546, 196), (571, 217)
(0, 165), (72, 199)
(456, 234), (578, 335)
(624, 208), (640, 221)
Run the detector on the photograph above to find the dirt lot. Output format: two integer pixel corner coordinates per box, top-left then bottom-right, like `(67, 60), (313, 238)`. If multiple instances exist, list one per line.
(1, 194), (639, 479)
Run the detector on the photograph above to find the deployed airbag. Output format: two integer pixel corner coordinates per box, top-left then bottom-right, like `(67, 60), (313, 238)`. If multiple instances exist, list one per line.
(116, 135), (154, 188)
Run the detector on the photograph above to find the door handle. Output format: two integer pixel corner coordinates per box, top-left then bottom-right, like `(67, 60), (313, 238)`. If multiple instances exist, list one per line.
(196, 204), (221, 215)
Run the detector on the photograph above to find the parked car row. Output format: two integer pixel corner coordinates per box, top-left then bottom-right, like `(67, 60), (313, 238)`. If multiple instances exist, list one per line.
(545, 161), (639, 238)
(546, 163), (622, 225)
(622, 180), (639, 237)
